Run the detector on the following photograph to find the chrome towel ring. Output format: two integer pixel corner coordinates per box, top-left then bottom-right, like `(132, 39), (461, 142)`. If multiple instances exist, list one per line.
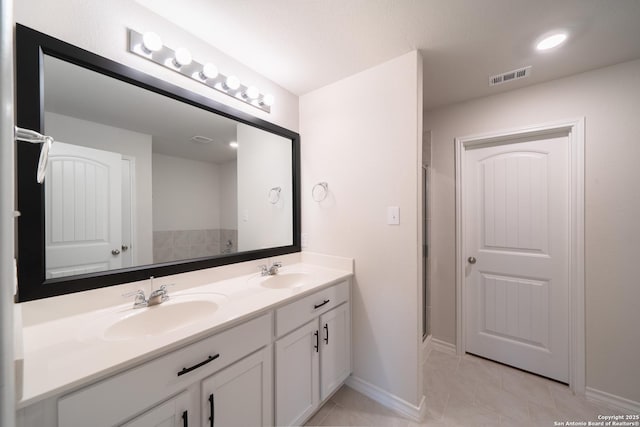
(268, 186), (282, 204)
(312, 182), (328, 202)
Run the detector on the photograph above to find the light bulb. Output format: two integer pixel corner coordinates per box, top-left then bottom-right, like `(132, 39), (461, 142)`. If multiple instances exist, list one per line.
(200, 63), (218, 80)
(536, 33), (568, 51)
(244, 86), (259, 99)
(225, 75), (241, 91)
(261, 94), (275, 107)
(173, 48), (192, 67)
(142, 32), (162, 53)
(229, 141), (239, 148)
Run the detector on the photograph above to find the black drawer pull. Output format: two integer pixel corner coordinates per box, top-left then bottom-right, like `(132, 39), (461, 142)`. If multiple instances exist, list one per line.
(313, 299), (330, 309)
(314, 330), (319, 353)
(182, 410), (188, 427)
(324, 323), (329, 344)
(209, 393), (215, 427)
(177, 354), (220, 377)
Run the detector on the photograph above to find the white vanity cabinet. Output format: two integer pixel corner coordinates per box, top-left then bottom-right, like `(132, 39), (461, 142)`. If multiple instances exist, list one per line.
(121, 391), (190, 427)
(200, 346), (272, 427)
(274, 281), (351, 426)
(17, 276), (352, 427)
(56, 313), (272, 427)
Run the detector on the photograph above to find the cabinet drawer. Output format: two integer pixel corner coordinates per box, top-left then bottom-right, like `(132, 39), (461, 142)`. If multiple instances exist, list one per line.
(58, 312), (271, 427)
(275, 281), (349, 338)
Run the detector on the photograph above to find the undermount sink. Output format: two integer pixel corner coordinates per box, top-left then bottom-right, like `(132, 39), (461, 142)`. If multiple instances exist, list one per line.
(258, 272), (311, 289)
(91, 293), (228, 341)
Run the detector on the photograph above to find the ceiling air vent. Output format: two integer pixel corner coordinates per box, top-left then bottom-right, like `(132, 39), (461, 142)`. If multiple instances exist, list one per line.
(189, 135), (213, 144)
(489, 66), (531, 87)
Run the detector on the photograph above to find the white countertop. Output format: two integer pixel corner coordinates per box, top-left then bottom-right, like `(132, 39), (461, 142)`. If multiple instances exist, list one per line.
(17, 261), (352, 408)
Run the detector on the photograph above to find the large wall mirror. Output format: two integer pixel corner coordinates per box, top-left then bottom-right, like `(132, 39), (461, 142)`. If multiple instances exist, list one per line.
(16, 25), (300, 302)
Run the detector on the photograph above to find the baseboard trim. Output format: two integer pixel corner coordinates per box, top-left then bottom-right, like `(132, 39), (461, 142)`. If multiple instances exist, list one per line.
(345, 375), (426, 422)
(428, 337), (457, 355)
(585, 387), (640, 414)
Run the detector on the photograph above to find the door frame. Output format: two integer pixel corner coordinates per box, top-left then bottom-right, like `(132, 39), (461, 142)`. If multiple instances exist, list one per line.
(455, 118), (585, 393)
(121, 155), (138, 266)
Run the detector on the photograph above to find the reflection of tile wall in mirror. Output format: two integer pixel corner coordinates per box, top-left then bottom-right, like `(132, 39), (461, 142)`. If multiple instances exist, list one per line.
(153, 229), (237, 263)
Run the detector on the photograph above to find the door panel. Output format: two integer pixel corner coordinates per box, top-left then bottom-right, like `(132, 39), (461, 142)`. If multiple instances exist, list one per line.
(320, 303), (350, 401)
(481, 152), (548, 253)
(201, 348), (272, 427)
(275, 320), (319, 426)
(480, 274), (549, 348)
(120, 390), (189, 427)
(465, 135), (569, 382)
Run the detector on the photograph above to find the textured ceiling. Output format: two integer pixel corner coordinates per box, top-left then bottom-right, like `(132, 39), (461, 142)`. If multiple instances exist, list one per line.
(135, 0), (640, 110)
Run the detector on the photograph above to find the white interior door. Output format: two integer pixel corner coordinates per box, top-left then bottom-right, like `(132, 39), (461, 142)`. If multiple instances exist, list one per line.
(464, 135), (569, 382)
(45, 141), (122, 278)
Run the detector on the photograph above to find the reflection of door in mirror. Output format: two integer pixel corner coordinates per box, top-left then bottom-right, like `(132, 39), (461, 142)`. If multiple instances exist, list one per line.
(45, 142), (122, 278)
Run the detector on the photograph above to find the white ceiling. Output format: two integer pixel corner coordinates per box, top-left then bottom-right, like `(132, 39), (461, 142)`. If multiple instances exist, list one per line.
(135, 0), (640, 110)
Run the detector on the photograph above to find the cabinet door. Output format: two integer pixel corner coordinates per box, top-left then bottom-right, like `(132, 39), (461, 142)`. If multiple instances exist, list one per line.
(320, 303), (351, 401)
(120, 390), (190, 427)
(201, 347), (272, 427)
(275, 320), (320, 426)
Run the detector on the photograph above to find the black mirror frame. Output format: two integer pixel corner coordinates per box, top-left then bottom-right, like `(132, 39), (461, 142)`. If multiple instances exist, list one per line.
(15, 24), (301, 302)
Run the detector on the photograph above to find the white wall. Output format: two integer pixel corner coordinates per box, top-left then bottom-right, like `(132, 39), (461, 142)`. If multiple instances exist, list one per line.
(236, 123), (293, 251)
(14, 0), (299, 132)
(424, 59), (640, 404)
(152, 153), (221, 231)
(45, 112), (153, 265)
(219, 160), (237, 230)
(300, 51), (423, 408)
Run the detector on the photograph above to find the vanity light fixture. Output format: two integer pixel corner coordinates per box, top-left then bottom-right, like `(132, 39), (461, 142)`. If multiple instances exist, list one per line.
(261, 94), (275, 107)
(141, 32), (163, 54)
(173, 48), (192, 67)
(536, 32), (568, 51)
(224, 75), (241, 91)
(244, 86), (260, 100)
(199, 63), (218, 80)
(128, 29), (273, 113)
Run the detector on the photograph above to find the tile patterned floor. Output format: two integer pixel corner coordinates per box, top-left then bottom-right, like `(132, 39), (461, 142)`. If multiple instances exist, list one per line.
(305, 347), (638, 426)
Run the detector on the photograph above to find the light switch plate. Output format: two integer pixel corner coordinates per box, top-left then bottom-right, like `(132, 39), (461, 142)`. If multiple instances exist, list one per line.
(387, 206), (400, 225)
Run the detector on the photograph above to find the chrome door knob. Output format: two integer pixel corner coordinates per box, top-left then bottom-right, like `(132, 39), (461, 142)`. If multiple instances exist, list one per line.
(112, 249), (121, 255)
(468, 256), (476, 264)
(122, 245), (129, 251)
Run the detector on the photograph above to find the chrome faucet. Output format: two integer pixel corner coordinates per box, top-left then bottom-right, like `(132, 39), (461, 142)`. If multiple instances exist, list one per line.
(123, 283), (173, 308)
(123, 289), (149, 309)
(147, 284), (171, 306)
(259, 261), (282, 276)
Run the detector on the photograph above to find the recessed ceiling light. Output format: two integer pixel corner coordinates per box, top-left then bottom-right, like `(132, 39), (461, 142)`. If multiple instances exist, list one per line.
(229, 141), (239, 148)
(536, 32), (568, 51)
